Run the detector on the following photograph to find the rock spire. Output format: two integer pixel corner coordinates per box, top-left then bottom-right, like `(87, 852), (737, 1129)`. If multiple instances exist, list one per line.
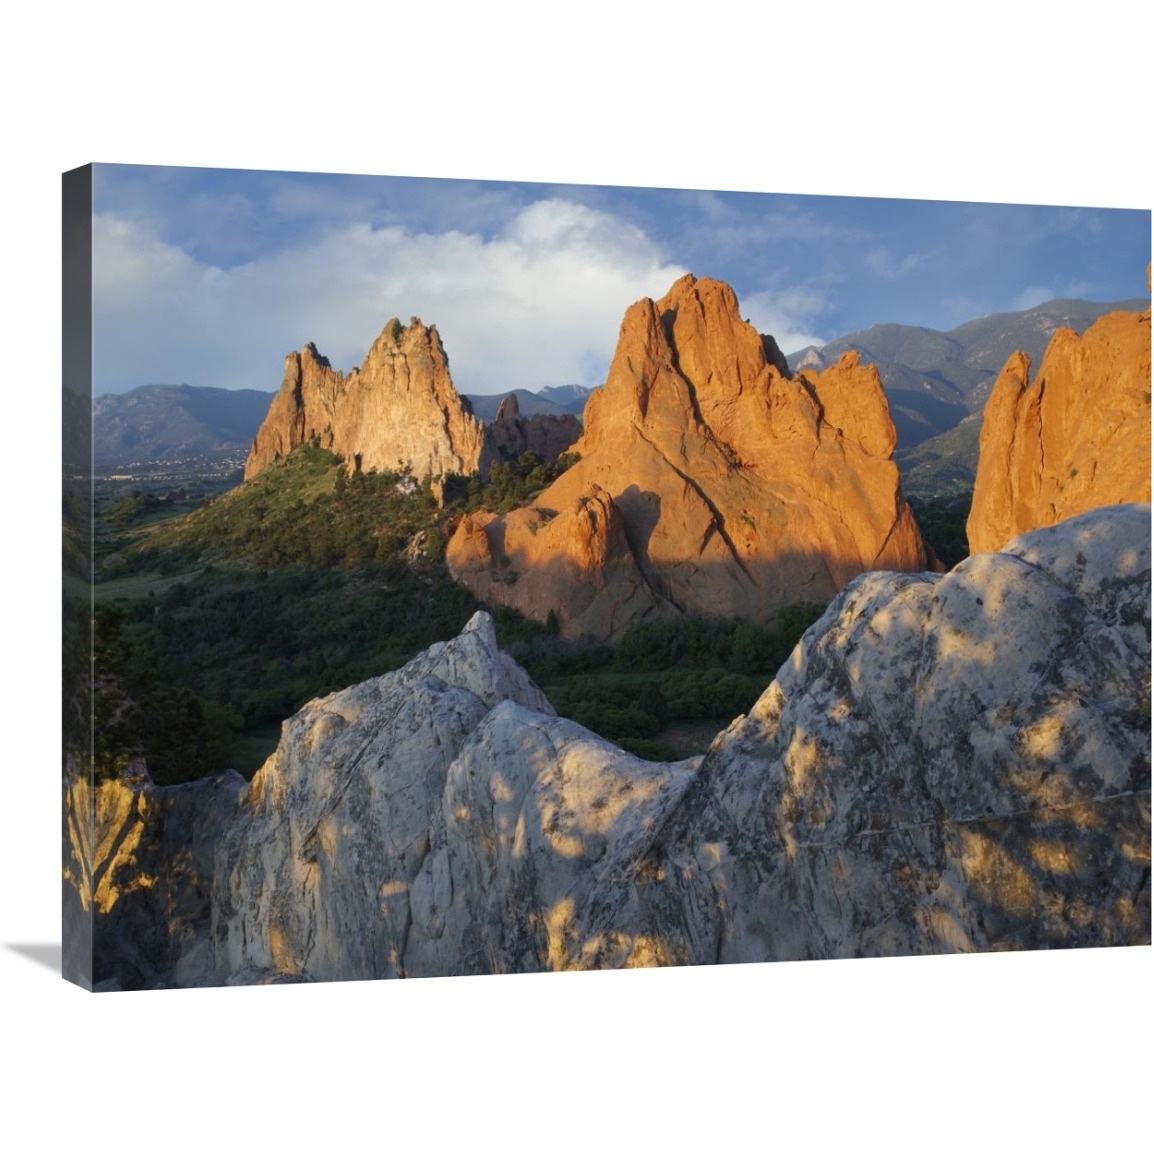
(244, 318), (493, 482)
(967, 295), (1152, 554)
(448, 274), (936, 640)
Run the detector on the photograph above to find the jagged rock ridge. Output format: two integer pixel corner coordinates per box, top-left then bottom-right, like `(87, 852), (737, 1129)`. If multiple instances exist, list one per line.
(245, 320), (586, 483)
(485, 391), (582, 462)
(448, 274), (936, 641)
(967, 295), (1152, 554)
(786, 294), (1149, 452)
(69, 506), (1151, 988)
(244, 319), (494, 482)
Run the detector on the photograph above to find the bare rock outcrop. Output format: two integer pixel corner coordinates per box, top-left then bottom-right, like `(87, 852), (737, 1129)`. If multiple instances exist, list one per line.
(69, 506), (1150, 987)
(209, 611), (556, 984)
(448, 274), (935, 641)
(244, 319), (493, 482)
(485, 391), (582, 462)
(967, 299), (1152, 554)
(63, 763), (245, 990)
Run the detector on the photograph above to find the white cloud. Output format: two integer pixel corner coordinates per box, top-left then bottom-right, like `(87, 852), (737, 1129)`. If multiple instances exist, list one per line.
(93, 200), (688, 394)
(1010, 285), (1057, 311)
(738, 286), (830, 354)
(940, 294), (993, 327)
(864, 246), (927, 279)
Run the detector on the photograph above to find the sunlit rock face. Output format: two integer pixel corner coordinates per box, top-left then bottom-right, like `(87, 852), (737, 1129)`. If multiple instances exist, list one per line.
(639, 503), (1151, 962)
(967, 299), (1152, 555)
(210, 612), (560, 983)
(244, 320), (494, 482)
(447, 274), (936, 642)
(63, 766), (244, 990)
(71, 507), (1150, 987)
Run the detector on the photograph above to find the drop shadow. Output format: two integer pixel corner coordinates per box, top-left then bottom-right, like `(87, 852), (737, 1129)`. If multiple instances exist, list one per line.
(5, 942), (62, 973)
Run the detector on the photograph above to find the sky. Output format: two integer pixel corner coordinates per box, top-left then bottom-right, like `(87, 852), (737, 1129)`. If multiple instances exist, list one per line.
(92, 164), (1151, 397)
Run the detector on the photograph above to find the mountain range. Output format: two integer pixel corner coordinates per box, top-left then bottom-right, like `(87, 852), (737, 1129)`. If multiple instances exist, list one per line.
(93, 294), (1148, 494)
(92, 384), (275, 470)
(788, 297), (1147, 450)
(463, 385), (592, 420)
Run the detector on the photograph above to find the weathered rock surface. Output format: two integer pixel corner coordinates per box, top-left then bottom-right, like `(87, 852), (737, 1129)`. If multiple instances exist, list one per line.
(210, 612), (557, 984)
(69, 507), (1150, 987)
(639, 503), (1150, 962)
(63, 763), (245, 990)
(967, 299), (1152, 554)
(244, 319), (494, 482)
(484, 390), (583, 463)
(447, 274), (936, 641)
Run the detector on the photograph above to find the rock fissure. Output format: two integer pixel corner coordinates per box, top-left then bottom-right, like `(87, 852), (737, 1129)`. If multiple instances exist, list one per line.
(631, 425), (755, 584)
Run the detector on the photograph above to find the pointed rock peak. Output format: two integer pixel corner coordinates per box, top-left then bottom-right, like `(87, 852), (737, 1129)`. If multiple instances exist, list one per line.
(967, 305), (1150, 554)
(300, 342), (331, 368)
(461, 609), (497, 639)
(246, 310), (490, 483)
(362, 316), (450, 367)
(836, 349), (860, 370)
(448, 271), (931, 642)
(654, 274), (744, 331)
(421, 609), (552, 712)
(370, 317), (410, 350)
(494, 392), (520, 421)
(658, 272), (701, 302)
(1006, 349), (1031, 380)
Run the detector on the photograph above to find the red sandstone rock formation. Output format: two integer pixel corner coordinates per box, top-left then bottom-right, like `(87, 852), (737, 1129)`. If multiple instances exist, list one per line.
(447, 274), (936, 641)
(244, 319), (492, 482)
(966, 294), (1151, 555)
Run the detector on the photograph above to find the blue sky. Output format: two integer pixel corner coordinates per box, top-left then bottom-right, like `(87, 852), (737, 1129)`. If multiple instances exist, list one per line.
(92, 164), (1150, 396)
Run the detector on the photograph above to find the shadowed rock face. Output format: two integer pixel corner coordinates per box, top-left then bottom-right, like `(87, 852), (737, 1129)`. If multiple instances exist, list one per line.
(63, 765), (245, 990)
(486, 391), (582, 462)
(967, 298), (1152, 554)
(69, 506), (1150, 988)
(447, 274), (936, 642)
(244, 319), (494, 482)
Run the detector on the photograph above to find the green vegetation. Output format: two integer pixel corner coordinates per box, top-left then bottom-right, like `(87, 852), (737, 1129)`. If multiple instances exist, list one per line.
(63, 488), (92, 774)
(110, 490), (166, 526)
(500, 605), (826, 762)
(94, 448), (480, 782)
(441, 449), (580, 515)
(908, 493), (972, 570)
(91, 444), (827, 783)
(893, 414), (980, 500)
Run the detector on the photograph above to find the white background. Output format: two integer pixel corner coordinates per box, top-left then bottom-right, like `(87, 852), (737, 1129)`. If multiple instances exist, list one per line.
(1, 3), (1149, 1150)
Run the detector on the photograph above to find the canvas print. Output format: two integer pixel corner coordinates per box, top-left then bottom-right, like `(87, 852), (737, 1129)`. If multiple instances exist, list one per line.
(62, 164), (1151, 991)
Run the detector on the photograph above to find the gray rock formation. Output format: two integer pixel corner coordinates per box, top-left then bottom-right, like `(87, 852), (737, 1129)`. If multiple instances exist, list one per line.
(68, 505), (1151, 987)
(485, 391), (582, 463)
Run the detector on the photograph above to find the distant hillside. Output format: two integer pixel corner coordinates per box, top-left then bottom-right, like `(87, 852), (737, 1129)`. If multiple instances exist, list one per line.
(534, 384), (594, 414)
(894, 413), (982, 499)
(464, 388), (579, 421)
(94, 384), (273, 469)
(788, 297), (1148, 450)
